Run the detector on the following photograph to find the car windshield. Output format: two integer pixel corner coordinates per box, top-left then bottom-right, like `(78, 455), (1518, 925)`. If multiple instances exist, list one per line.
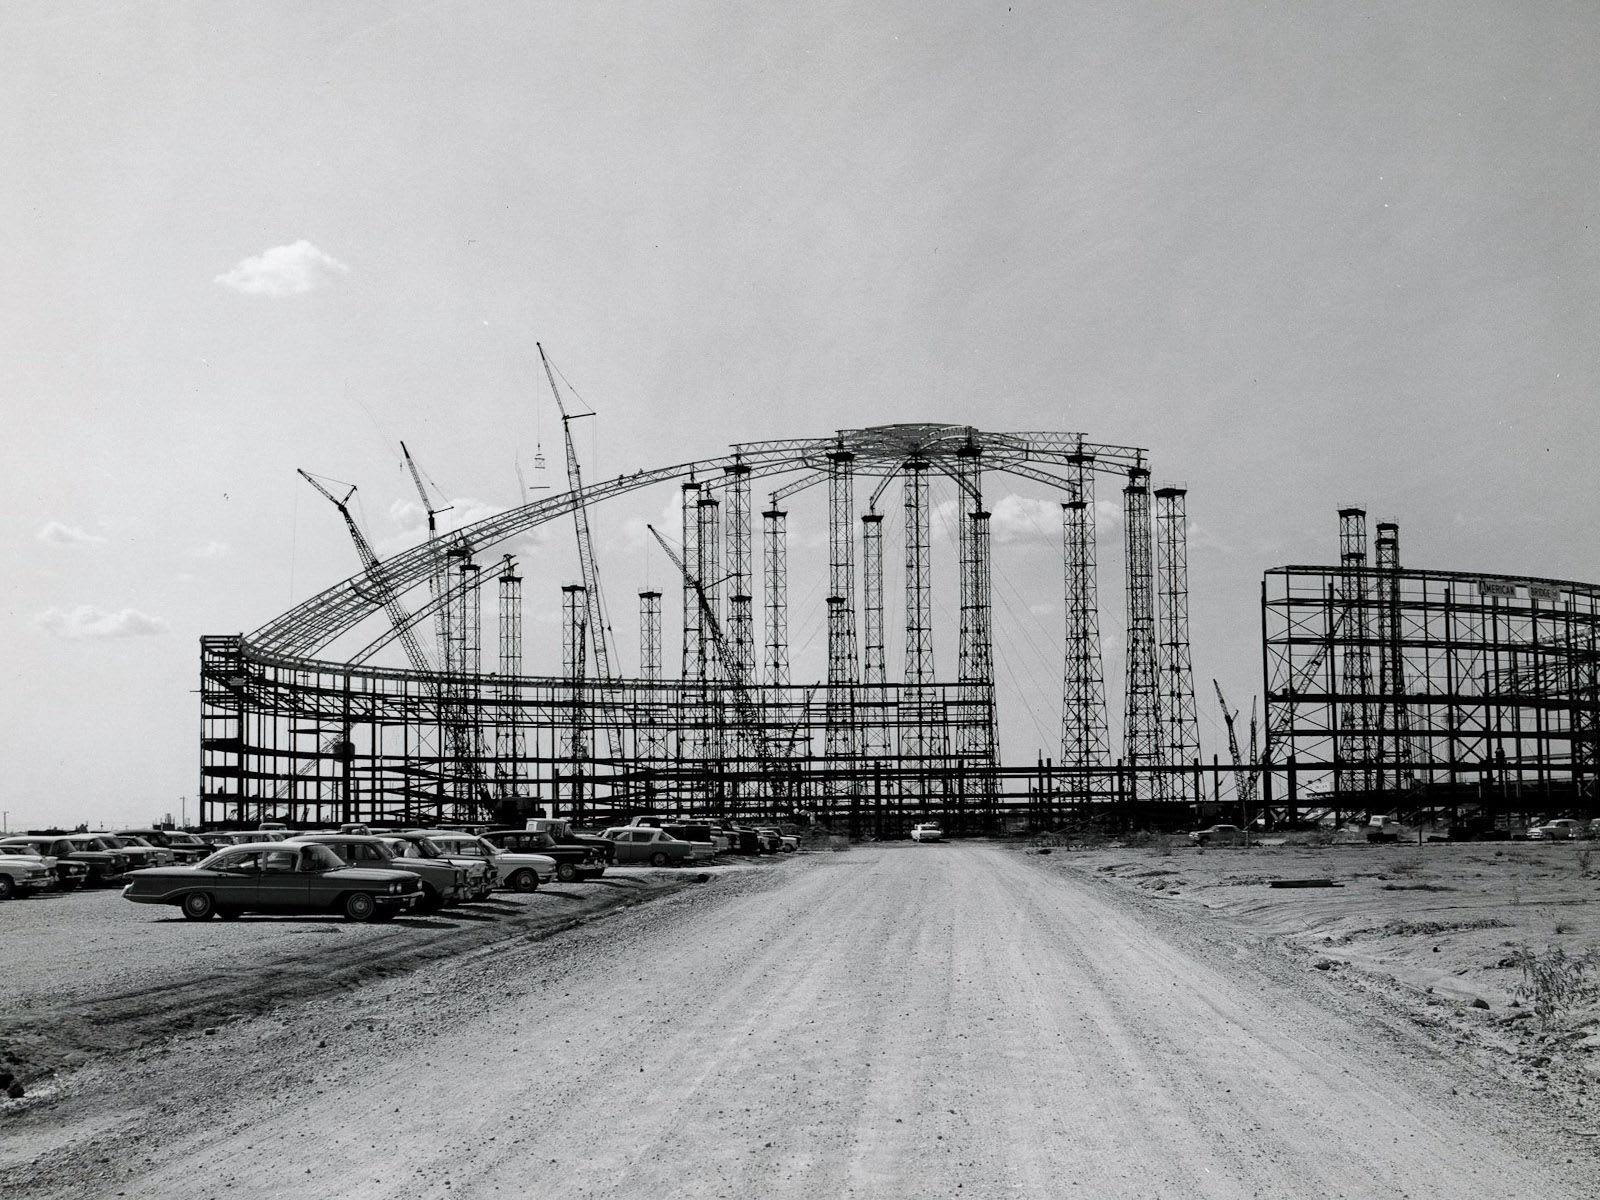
(406, 837), (444, 857)
(298, 845), (344, 871)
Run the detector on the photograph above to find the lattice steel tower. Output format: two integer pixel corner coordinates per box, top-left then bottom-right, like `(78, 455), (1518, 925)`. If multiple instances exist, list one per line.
(1122, 469), (1162, 798)
(1061, 455), (1110, 794)
(697, 493), (724, 793)
(763, 506), (790, 689)
(861, 512), (889, 760)
(955, 442), (997, 812)
(1155, 487), (1199, 799)
(1337, 506), (1375, 795)
(1374, 521), (1412, 794)
(903, 458), (934, 803)
(495, 556), (523, 804)
(823, 448), (859, 792)
(560, 584), (588, 811)
(638, 589), (666, 763)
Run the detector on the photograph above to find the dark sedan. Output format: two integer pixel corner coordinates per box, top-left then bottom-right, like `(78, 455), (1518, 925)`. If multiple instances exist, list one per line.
(4, 835), (129, 885)
(122, 842), (421, 922)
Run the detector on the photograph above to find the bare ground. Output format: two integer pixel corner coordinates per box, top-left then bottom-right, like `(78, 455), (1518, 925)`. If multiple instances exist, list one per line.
(4, 843), (1595, 1198)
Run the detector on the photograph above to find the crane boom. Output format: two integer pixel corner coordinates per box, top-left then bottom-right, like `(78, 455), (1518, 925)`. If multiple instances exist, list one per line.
(1212, 679), (1258, 807)
(298, 471), (434, 676)
(537, 343), (622, 764)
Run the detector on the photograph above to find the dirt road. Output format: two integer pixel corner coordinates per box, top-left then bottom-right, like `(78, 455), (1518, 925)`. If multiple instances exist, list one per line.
(8, 844), (1593, 1198)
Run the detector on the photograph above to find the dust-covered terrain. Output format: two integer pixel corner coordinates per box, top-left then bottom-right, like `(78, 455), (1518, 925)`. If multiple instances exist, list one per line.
(3, 843), (1595, 1198)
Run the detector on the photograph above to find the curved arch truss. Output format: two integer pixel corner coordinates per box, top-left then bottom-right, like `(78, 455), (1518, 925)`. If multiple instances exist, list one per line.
(201, 425), (1204, 833)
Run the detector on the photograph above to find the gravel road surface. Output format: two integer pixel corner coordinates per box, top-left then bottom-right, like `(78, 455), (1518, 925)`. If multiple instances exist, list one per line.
(7, 843), (1591, 1198)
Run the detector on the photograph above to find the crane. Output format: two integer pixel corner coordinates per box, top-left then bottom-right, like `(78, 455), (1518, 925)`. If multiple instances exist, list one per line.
(1212, 679), (1259, 808)
(536, 343), (622, 762)
(298, 471), (433, 676)
(646, 524), (772, 774)
(400, 442), (454, 668)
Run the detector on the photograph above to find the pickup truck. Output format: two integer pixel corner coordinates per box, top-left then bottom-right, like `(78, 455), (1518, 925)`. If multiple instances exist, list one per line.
(522, 817), (616, 865)
(483, 828), (606, 881)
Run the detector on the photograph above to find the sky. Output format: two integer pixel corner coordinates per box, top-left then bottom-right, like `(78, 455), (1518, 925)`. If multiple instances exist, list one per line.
(2, 2), (1597, 831)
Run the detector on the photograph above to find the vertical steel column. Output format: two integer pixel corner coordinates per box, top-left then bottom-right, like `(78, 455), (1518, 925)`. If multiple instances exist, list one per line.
(959, 507), (998, 817)
(1374, 522), (1412, 794)
(1337, 507), (1374, 797)
(678, 481), (703, 773)
(903, 458), (934, 804)
(824, 449), (858, 795)
(955, 442), (996, 818)
(560, 584), (588, 811)
(1155, 487), (1199, 799)
(639, 589), (666, 762)
(495, 556), (523, 805)
(1061, 455), (1110, 797)
(1122, 469), (1162, 799)
(697, 494), (724, 799)
(725, 464), (754, 778)
(763, 507), (790, 689)
(861, 512), (889, 761)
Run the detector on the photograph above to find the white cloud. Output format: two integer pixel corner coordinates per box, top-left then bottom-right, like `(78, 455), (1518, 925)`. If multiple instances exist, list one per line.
(988, 494), (1064, 546)
(37, 521), (105, 547)
(214, 240), (349, 297)
(189, 540), (231, 559)
(36, 605), (169, 639)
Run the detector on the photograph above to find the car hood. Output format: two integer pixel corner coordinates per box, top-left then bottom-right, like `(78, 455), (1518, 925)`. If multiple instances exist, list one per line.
(492, 852), (557, 868)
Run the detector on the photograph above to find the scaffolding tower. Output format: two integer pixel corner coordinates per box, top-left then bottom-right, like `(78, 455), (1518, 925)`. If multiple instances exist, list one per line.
(1374, 522), (1413, 794)
(861, 512), (889, 759)
(638, 589), (666, 766)
(1337, 506), (1375, 796)
(560, 584), (588, 812)
(495, 556), (523, 805)
(1155, 486), (1199, 799)
(1122, 469), (1162, 798)
(763, 507), (790, 689)
(1061, 455), (1110, 795)
(903, 458), (934, 805)
(824, 449), (859, 794)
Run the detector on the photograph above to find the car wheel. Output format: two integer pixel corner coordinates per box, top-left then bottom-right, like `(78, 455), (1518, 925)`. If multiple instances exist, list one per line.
(181, 891), (216, 921)
(0, 876), (14, 901)
(217, 907), (242, 921)
(509, 868), (538, 893)
(650, 852), (669, 867)
(556, 862), (578, 883)
(343, 891), (378, 922)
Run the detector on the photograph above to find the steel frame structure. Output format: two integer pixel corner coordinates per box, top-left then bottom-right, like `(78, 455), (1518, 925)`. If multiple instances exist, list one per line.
(201, 425), (1190, 831)
(1263, 564), (1600, 814)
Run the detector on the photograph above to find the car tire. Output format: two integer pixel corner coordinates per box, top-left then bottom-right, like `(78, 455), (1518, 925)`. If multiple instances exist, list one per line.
(556, 862), (578, 883)
(181, 891), (216, 921)
(0, 876), (14, 901)
(343, 891), (378, 922)
(509, 868), (538, 893)
(650, 852), (669, 867)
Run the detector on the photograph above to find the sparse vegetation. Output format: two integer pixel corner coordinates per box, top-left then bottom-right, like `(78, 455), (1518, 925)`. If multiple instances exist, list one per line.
(1507, 943), (1600, 1027)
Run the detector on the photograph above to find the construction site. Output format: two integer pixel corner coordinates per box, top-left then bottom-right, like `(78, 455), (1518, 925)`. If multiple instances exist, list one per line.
(196, 355), (1599, 838)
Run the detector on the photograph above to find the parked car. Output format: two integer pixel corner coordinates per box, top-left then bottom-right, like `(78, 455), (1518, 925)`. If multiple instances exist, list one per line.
(599, 827), (694, 867)
(0, 854), (55, 899)
(756, 827), (799, 853)
(656, 824), (718, 861)
(482, 829), (606, 882)
(94, 834), (175, 868)
(522, 817), (617, 864)
(418, 831), (556, 894)
(910, 823), (944, 843)
(118, 829), (213, 863)
(382, 833), (495, 900)
(718, 825), (764, 855)
(0, 842), (90, 889)
(1529, 818), (1584, 841)
(285, 834), (468, 911)
(5, 835), (128, 885)
(62, 834), (139, 881)
(1189, 824), (1245, 846)
(123, 841), (421, 922)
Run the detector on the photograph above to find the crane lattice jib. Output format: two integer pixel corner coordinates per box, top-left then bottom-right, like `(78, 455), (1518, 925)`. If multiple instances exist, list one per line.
(252, 430), (1149, 660)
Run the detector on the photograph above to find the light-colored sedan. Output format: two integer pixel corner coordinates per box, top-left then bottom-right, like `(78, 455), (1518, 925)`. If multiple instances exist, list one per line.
(381, 834), (495, 901)
(1529, 819), (1584, 840)
(910, 823), (944, 843)
(421, 831), (556, 894)
(599, 827), (694, 867)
